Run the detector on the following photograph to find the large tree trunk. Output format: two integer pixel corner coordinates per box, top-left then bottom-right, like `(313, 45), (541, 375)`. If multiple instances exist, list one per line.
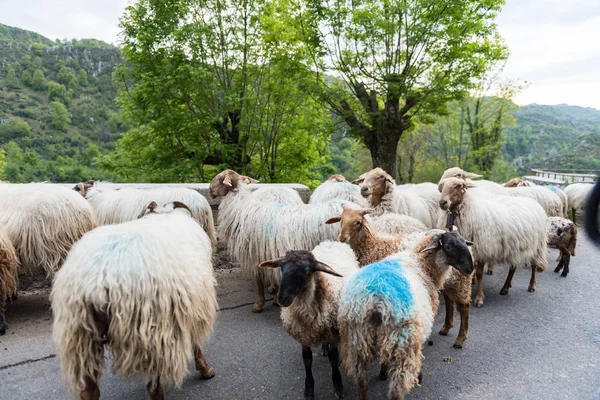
(366, 130), (402, 177)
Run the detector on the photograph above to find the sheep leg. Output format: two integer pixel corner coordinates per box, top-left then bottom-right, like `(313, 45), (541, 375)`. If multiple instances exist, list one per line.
(146, 377), (164, 400)
(267, 285), (277, 294)
(439, 292), (454, 336)
(554, 255), (565, 274)
(355, 361), (369, 400)
(379, 364), (388, 381)
(194, 346), (215, 379)
(0, 295), (7, 335)
(486, 262), (494, 275)
(500, 265), (517, 295)
(453, 302), (470, 349)
(320, 343), (329, 357)
(80, 375), (100, 400)
(326, 344), (343, 399)
(474, 262), (485, 308)
(528, 263), (537, 292)
(302, 346), (315, 400)
(561, 252), (570, 278)
(252, 269), (266, 313)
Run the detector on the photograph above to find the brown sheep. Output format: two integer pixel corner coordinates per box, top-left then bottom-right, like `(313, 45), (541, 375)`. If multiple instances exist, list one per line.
(547, 217), (577, 277)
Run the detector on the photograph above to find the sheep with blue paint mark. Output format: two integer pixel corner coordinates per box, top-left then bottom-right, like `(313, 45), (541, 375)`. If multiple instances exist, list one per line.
(259, 241), (359, 400)
(565, 183), (593, 224)
(309, 175), (368, 207)
(253, 186), (304, 205)
(338, 230), (473, 399)
(210, 170), (358, 313)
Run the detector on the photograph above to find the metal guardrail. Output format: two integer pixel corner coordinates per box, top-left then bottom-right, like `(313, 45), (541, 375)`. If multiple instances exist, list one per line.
(529, 169), (597, 185)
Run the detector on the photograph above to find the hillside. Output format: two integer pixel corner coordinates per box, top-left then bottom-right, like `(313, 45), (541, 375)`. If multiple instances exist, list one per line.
(0, 23), (123, 182)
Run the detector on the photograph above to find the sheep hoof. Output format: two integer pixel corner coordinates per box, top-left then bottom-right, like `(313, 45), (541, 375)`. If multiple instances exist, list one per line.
(304, 390), (315, 400)
(320, 344), (329, 357)
(560, 272), (568, 278)
(474, 299), (484, 308)
(9, 293), (18, 303)
(334, 388), (344, 399)
(0, 324), (6, 336)
(418, 372), (423, 385)
(553, 267), (561, 273)
(486, 270), (493, 275)
(499, 288), (509, 295)
(251, 303), (264, 313)
(200, 369), (215, 380)
(438, 327), (450, 336)
(267, 286), (277, 294)
(528, 286), (536, 292)
(453, 342), (463, 349)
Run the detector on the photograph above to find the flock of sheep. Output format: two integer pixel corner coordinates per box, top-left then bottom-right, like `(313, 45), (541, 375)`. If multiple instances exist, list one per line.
(0, 167), (594, 400)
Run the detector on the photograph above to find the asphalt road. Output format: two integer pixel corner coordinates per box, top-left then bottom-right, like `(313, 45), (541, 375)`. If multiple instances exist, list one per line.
(1, 235), (599, 400)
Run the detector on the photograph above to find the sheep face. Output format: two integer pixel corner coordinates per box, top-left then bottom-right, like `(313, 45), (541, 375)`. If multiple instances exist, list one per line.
(438, 177), (475, 211)
(439, 167), (482, 183)
(260, 251), (342, 307)
(325, 207), (372, 244)
(355, 168), (395, 201)
(208, 170), (258, 198)
(422, 230), (474, 276)
(137, 201), (192, 218)
(504, 178), (524, 187)
(72, 180), (96, 197)
(327, 174), (347, 183)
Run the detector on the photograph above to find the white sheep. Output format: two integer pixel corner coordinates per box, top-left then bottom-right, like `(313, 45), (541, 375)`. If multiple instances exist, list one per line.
(252, 186), (304, 205)
(338, 230), (473, 399)
(52, 201), (217, 400)
(310, 175), (368, 207)
(369, 213), (428, 236)
(0, 227), (19, 335)
(209, 170), (357, 313)
(354, 168), (440, 228)
(74, 180), (217, 249)
(0, 183), (97, 277)
(438, 177), (548, 308)
(259, 241), (359, 400)
(565, 183), (593, 224)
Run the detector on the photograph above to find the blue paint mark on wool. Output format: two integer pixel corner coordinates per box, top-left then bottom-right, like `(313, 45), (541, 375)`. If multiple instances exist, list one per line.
(328, 199), (350, 206)
(339, 182), (359, 191)
(272, 203), (286, 210)
(341, 259), (414, 323)
(545, 186), (560, 193)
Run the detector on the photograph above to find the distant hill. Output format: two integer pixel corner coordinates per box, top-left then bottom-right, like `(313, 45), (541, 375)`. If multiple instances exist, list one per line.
(503, 103), (600, 171)
(0, 23), (123, 182)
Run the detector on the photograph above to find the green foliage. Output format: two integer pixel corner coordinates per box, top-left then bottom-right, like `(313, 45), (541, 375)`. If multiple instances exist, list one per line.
(5, 64), (20, 89)
(47, 81), (70, 104)
(21, 69), (32, 86)
(0, 117), (31, 140)
(49, 101), (71, 131)
(32, 69), (46, 90)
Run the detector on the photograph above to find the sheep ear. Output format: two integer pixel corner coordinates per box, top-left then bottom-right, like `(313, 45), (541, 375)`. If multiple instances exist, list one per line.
(222, 176), (233, 187)
(464, 181), (477, 189)
(465, 240), (473, 246)
(464, 172), (483, 179)
(385, 176), (395, 185)
(259, 258), (282, 268)
(312, 261), (343, 277)
(351, 173), (367, 185)
(420, 242), (441, 253)
(138, 201), (158, 219)
(172, 201), (192, 213)
(73, 183), (85, 193)
(361, 208), (375, 216)
(325, 216), (341, 224)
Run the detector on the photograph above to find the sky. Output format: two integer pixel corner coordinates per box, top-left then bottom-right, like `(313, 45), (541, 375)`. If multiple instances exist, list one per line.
(2, 0), (600, 110)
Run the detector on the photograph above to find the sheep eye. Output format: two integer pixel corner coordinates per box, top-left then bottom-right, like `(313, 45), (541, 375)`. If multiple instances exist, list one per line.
(355, 220), (362, 225)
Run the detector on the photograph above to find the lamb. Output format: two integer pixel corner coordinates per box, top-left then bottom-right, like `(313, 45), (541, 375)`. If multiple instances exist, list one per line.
(565, 183), (593, 224)
(547, 217), (577, 277)
(310, 174), (368, 207)
(438, 177), (548, 308)
(0, 227), (19, 335)
(354, 168), (440, 228)
(252, 186), (304, 205)
(326, 207), (473, 349)
(0, 183), (97, 277)
(52, 201), (217, 400)
(259, 241), (359, 400)
(209, 169), (357, 313)
(338, 230), (473, 400)
(74, 180), (217, 249)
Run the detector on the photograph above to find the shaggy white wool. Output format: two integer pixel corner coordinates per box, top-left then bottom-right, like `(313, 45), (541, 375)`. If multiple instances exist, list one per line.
(0, 183), (97, 275)
(51, 209), (217, 396)
(565, 183), (593, 211)
(253, 186), (304, 205)
(85, 183), (216, 249)
(370, 213), (428, 235)
(0, 227), (19, 303)
(503, 186), (564, 217)
(310, 180), (368, 207)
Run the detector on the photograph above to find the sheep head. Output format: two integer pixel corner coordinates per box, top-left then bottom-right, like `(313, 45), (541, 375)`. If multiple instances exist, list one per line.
(72, 180), (96, 197)
(327, 174), (347, 183)
(325, 205), (374, 244)
(438, 177), (476, 212)
(439, 167), (482, 183)
(504, 178), (524, 187)
(354, 168), (395, 205)
(260, 251), (341, 307)
(209, 169), (259, 198)
(418, 230), (474, 276)
(137, 201), (192, 218)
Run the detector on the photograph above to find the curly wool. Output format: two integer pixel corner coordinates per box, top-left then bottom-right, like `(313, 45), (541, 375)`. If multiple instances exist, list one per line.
(310, 180), (368, 207)
(0, 227), (19, 311)
(504, 186), (565, 217)
(85, 183), (216, 249)
(547, 217), (577, 256)
(0, 183), (97, 276)
(369, 184), (440, 229)
(51, 210), (217, 396)
(218, 184), (355, 288)
(280, 241), (359, 346)
(252, 186), (304, 205)
(370, 213), (428, 235)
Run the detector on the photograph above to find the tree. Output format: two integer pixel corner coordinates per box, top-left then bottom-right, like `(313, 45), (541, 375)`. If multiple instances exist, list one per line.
(47, 81), (70, 104)
(5, 64), (20, 89)
(32, 69), (47, 91)
(286, 0), (508, 178)
(50, 101), (71, 131)
(21, 70), (33, 86)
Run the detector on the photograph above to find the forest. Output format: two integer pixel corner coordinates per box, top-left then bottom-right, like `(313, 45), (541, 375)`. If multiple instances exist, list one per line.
(0, 1), (599, 188)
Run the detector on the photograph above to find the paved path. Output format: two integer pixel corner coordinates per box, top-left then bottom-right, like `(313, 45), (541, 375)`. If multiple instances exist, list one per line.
(1, 236), (599, 399)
